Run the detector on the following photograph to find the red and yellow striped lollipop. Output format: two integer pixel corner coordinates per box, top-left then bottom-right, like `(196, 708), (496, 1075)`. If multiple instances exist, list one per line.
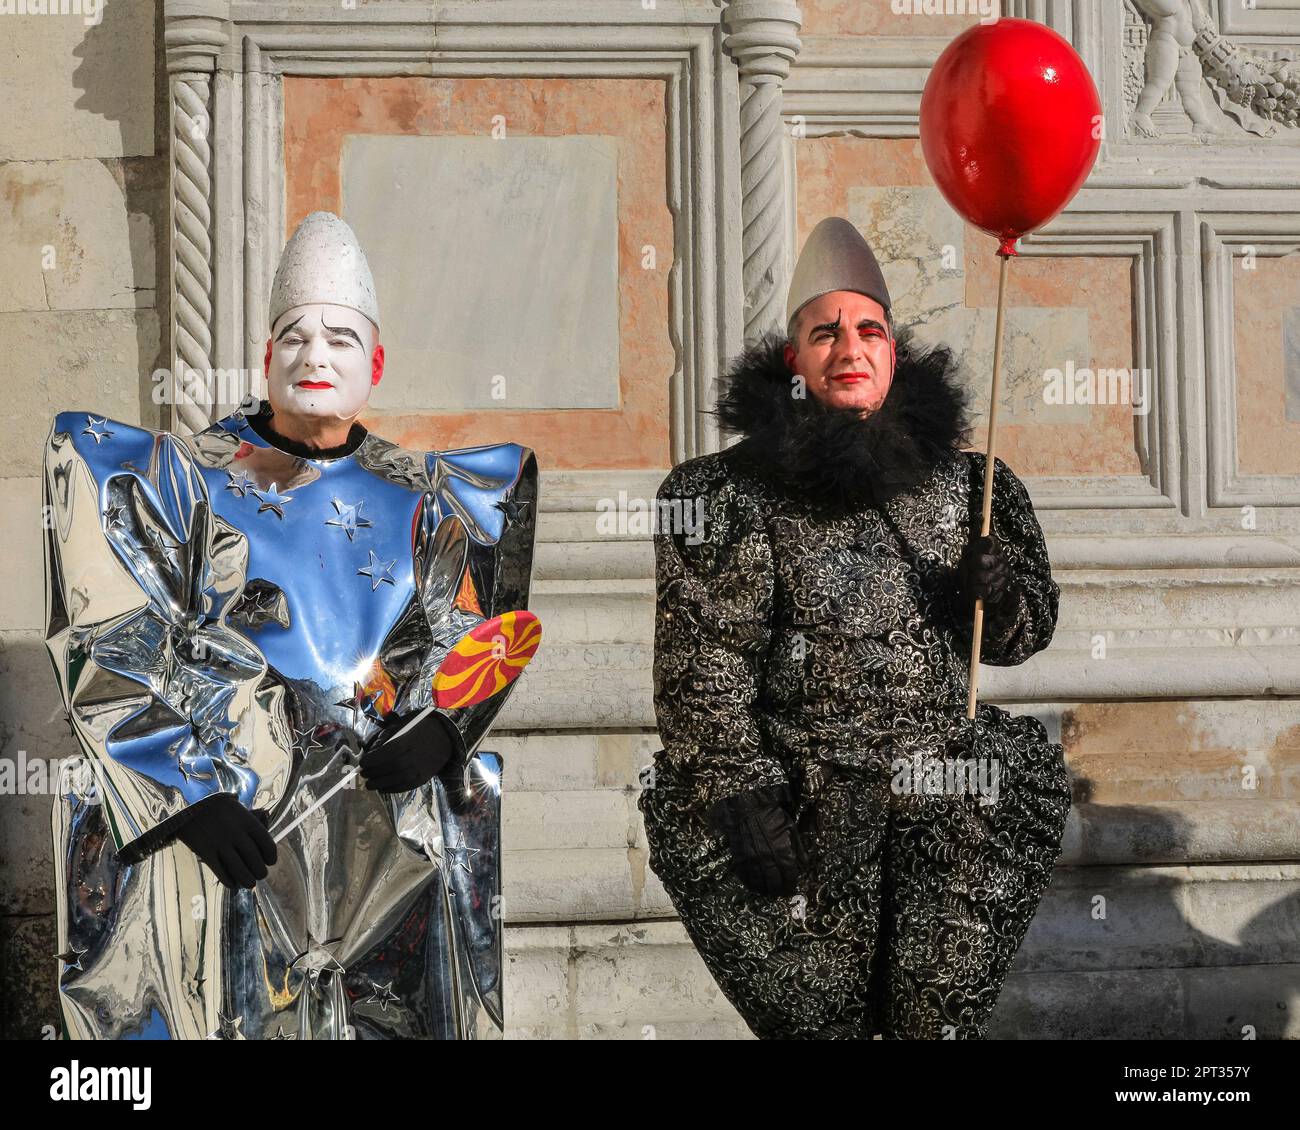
(433, 610), (542, 710)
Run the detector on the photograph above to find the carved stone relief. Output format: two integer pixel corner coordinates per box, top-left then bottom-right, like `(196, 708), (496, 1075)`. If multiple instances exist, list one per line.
(1125, 0), (1300, 141)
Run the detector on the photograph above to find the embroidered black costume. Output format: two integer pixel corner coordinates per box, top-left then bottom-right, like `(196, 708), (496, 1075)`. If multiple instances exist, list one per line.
(638, 328), (1072, 1039)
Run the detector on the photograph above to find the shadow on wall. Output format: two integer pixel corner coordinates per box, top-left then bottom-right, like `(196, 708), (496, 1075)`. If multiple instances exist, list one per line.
(70, 0), (170, 428)
(992, 802), (1300, 1040)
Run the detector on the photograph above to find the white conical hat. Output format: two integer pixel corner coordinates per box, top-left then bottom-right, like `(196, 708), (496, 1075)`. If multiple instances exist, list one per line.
(786, 217), (891, 338)
(268, 211), (380, 332)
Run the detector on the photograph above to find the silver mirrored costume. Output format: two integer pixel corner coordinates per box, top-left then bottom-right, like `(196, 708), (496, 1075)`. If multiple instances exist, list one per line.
(43, 403), (537, 1039)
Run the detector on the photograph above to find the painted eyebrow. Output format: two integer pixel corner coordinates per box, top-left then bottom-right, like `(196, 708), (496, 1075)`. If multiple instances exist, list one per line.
(274, 315), (305, 341)
(809, 310), (843, 341)
(321, 319), (362, 345)
(809, 314), (886, 338)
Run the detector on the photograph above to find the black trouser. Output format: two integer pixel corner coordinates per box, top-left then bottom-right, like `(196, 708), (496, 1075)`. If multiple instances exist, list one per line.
(640, 714), (1072, 1039)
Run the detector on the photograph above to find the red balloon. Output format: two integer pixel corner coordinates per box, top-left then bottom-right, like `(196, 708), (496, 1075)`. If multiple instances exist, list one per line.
(920, 18), (1101, 257)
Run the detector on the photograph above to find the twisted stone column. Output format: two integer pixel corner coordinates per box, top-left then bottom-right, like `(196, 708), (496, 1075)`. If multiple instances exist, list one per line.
(724, 0), (803, 341)
(165, 8), (228, 435)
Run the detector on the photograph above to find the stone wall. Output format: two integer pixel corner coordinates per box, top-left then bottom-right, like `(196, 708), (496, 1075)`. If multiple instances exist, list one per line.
(0, 0), (168, 1039)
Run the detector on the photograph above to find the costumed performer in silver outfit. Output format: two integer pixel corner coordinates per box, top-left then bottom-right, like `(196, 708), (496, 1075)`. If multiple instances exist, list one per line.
(43, 212), (538, 1040)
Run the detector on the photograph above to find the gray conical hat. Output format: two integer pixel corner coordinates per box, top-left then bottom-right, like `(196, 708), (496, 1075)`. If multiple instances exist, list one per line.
(269, 211), (380, 332)
(786, 217), (891, 338)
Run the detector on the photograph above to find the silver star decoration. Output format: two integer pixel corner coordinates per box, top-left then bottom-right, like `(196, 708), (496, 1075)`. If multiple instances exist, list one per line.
(446, 832), (482, 876)
(495, 496), (530, 529)
(291, 724), (320, 753)
(334, 682), (383, 726)
(102, 501), (127, 532)
(269, 1025), (298, 1040)
(147, 526), (181, 570)
(250, 481), (294, 519)
(82, 415), (113, 444)
(384, 453), (427, 489)
(228, 582), (290, 631)
(225, 469), (256, 497)
(364, 981), (400, 1012)
(207, 1012), (244, 1041)
(289, 935), (346, 989)
(193, 709), (239, 756)
(55, 945), (88, 971)
(357, 549), (396, 591)
(326, 497), (373, 542)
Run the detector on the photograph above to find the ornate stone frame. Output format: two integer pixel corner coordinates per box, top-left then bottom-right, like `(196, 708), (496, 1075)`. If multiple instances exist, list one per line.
(781, 0), (1300, 537)
(163, 1), (1300, 712)
(1201, 212), (1300, 509)
(163, 0), (745, 464)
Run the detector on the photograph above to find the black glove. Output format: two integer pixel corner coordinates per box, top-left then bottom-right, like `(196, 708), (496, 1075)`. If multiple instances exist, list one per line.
(707, 784), (807, 897)
(359, 709), (461, 793)
(174, 793), (277, 890)
(954, 531), (1016, 630)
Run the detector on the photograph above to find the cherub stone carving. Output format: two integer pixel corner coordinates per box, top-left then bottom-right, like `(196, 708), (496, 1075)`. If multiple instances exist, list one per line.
(1129, 0), (1299, 140)
(1129, 0), (1219, 140)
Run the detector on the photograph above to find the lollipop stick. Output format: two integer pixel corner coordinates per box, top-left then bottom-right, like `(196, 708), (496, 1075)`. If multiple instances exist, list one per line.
(274, 611), (541, 842)
(273, 766), (361, 843)
(967, 251), (1011, 720)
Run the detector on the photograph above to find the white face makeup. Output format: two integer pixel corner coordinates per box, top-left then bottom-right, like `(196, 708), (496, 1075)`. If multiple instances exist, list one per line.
(265, 303), (378, 424)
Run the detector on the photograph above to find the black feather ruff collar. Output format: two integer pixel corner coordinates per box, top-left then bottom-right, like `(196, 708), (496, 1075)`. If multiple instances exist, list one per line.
(713, 327), (974, 511)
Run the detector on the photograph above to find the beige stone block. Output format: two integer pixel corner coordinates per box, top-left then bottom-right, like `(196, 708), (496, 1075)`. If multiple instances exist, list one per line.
(496, 641), (655, 729)
(504, 926), (572, 1032)
(0, 160), (155, 312)
(0, 481), (45, 631)
(498, 733), (601, 792)
(638, 865), (677, 917)
(0, 630), (82, 765)
(595, 732), (660, 789)
(0, 2), (155, 160)
(577, 1018), (755, 1040)
(0, 308), (159, 477)
(504, 847), (638, 921)
(494, 730), (659, 793)
(504, 789), (632, 851)
(569, 922), (740, 1026)
(1061, 699), (1300, 803)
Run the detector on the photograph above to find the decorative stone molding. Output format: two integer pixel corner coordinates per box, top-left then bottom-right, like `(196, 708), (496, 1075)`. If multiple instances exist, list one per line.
(163, 0), (744, 462)
(1124, 0), (1300, 141)
(723, 0), (804, 340)
(1200, 213), (1300, 509)
(164, 1), (229, 435)
(151, 0), (1300, 718)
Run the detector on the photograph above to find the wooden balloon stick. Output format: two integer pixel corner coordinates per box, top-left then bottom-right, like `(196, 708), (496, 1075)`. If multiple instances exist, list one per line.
(967, 251), (1011, 720)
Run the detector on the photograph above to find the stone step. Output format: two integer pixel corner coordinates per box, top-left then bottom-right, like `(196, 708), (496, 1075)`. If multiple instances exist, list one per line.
(499, 805), (1300, 924)
(503, 863), (1300, 1039)
(491, 732), (1300, 922)
(491, 724), (1300, 803)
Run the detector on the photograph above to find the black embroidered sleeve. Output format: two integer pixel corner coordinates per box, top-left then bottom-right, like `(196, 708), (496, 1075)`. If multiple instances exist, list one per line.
(651, 456), (788, 811)
(967, 452), (1060, 667)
